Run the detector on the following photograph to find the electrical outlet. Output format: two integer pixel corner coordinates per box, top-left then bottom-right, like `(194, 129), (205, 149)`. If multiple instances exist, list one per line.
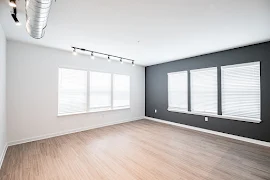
(205, 117), (208, 122)
(154, 109), (157, 113)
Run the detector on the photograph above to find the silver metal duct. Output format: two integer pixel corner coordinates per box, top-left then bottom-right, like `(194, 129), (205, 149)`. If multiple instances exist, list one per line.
(25, 0), (52, 39)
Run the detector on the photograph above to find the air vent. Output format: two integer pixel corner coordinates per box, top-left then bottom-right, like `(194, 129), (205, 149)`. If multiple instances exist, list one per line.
(25, 0), (52, 39)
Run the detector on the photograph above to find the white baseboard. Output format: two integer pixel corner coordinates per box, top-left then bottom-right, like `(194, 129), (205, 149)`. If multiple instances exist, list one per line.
(145, 116), (270, 147)
(0, 143), (8, 169)
(8, 117), (143, 146)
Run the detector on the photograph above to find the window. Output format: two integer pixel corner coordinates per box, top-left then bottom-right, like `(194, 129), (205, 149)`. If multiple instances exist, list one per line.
(113, 74), (130, 109)
(191, 67), (217, 114)
(168, 62), (261, 123)
(221, 62), (260, 121)
(58, 68), (131, 116)
(89, 72), (111, 112)
(168, 71), (188, 111)
(58, 68), (87, 115)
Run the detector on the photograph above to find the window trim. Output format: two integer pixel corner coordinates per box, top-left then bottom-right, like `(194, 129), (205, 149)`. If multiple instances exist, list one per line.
(221, 61), (261, 122)
(190, 67), (218, 114)
(58, 107), (130, 117)
(57, 67), (131, 116)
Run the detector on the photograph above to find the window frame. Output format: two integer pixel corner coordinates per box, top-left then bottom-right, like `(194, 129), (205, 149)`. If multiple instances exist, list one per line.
(167, 71), (188, 112)
(167, 62), (261, 124)
(89, 71), (112, 112)
(112, 73), (131, 110)
(190, 67), (218, 115)
(58, 67), (130, 116)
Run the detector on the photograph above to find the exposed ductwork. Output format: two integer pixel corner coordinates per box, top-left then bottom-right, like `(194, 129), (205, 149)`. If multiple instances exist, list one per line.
(25, 0), (53, 39)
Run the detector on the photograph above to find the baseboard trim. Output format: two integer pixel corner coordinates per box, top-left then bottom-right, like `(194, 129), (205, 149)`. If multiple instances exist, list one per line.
(8, 117), (143, 146)
(145, 116), (270, 147)
(0, 143), (8, 169)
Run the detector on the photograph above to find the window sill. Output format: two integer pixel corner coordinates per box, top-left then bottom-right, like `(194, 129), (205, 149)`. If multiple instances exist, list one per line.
(90, 107), (112, 113)
(58, 106), (130, 117)
(167, 108), (261, 124)
(113, 106), (130, 110)
(58, 111), (88, 117)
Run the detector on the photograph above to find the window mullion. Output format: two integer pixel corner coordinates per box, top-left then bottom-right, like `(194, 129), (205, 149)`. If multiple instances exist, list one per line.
(111, 74), (114, 110)
(217, 67), (222, 115)
(87, 71), (90, 112)
(188, 70), (191, 112)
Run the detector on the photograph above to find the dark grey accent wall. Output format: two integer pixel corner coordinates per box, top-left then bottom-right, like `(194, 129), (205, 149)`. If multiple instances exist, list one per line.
(145, 42), (270, 142)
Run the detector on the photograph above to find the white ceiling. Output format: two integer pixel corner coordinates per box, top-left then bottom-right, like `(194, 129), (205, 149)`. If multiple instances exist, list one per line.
(0, 0), (270, 66)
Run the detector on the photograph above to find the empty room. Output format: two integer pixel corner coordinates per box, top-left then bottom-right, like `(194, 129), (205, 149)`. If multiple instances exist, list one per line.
(0, 0), (270, 179)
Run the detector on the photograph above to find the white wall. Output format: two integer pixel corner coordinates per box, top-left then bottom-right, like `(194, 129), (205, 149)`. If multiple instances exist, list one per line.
(7, 41), (145, 144)
(0, 24), (7, 167)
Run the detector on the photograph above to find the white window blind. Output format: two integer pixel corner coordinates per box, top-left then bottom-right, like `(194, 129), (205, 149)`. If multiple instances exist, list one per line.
(168, 71), (188, 111)
(89, 72), (112, 111)
(58, 68), (87, 115)
(221, 62), (261, 121)
(113, 74), (130, 109)
(191, 67), (217, 114)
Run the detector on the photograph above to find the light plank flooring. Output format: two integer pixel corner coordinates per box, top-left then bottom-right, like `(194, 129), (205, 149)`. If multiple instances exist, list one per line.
(0, 119), (270, 180)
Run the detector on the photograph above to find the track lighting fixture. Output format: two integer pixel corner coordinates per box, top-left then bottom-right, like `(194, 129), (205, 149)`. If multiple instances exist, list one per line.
(71, 46), (136, 65)
(91, 52), (95, 59)
(72, 48), (77, 55)
(9, 0), (16, 7)
(11, 8), (20, 26)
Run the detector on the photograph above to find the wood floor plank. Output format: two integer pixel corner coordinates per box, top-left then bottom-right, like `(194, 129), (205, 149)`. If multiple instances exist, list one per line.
(0, 119), (269, 180)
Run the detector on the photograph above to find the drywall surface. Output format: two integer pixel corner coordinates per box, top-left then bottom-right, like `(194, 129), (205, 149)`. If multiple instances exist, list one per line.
(146, 42), (270, 142)
(0, 24), (7, 166)
(7, 41), (145, 143)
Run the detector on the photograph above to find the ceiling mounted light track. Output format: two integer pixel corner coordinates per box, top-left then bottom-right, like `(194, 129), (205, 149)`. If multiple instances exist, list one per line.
(25, 0), (53, 39)
(9, 0), (16, 7)
(71, 46), (136, 66)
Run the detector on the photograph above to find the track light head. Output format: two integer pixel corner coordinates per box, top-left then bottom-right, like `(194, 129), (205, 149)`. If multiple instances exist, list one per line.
(132, 61), (135, 66)
(108, 56), (111, 62)
(9, 0), (16, 7)
(72, 48), (77, 55)
(11, 8), (20, 26)
(91, 52), (95, 59)
(120, 58), (123, 64)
